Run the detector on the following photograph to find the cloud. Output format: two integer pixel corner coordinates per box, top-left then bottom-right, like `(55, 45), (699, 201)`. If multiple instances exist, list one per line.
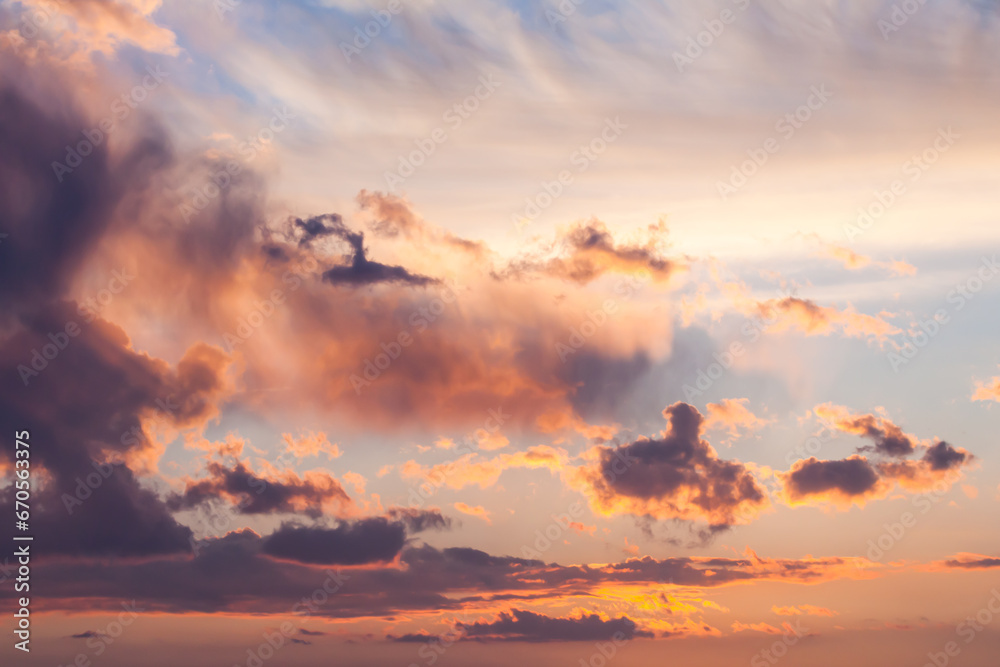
(704, 399), (771, 439)
(781, 456), (884, 506)
(754, 296), (899, 342)
(771, 605), (838, 617)
(399, 445), (567, 492)
(814, 404), (918, 457)
(281, 431), (342, 459)
(282, 213), (438, 288)
(357, 190), (487, 258)
(496, 220), (678, 285)
(11, 0), (179, 59)
(972, 369), (1000, 403)
(935, 554), (1000, 570)
(2, 535), (883, 619)
(384, 507), (453, 533)
(813, 240), (915, 277)
(730, 621), (785, 635)
(453, 503), (492, 524)
(780, 436), (973, 508)
(717, 279), (899, 343)
(456, 609), (653, 642)
(569, 403), (768, 529)
(260, 519), (407, 565)
(167, 460), (353, 519)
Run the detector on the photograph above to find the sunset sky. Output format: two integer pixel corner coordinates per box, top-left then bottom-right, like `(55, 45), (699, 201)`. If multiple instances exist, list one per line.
(1, 1), (999, 666)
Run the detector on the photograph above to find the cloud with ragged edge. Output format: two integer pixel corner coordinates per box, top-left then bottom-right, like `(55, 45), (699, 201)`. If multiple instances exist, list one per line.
(10, 0), (179, 59)
(814, 403), (919, 457)
(0, 537), (885, 621)
(260, 519), (407, 565)
(972, 368), (1000, 403)
(166, 459), (354, 519)
(715, 276), (900, 344)
(494, 219), (680, 285)
(399, 445), (567, 491)
(772, 605), (838, 617)
(0, 1), (996, 655)
(357, 190), (488, 259)
(568, 403), (768, 530)
(286, 213), (438, 288)
(704, 398), (772, 440)
(930, 553), (1000, 570)
(453, 502), (492, 524)
(454, 609), (654, 642)
(809, 237), (916, 277)
(779, 406), (974, 508)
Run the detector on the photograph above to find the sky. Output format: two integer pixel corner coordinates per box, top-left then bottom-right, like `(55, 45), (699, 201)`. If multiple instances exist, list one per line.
(0, 0), (999, 665)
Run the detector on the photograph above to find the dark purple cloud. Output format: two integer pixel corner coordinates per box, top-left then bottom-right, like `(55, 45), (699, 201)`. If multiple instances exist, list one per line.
(784, 456), (881, 499)
(261, 519), (406, 565)
(167, 460), (352, 519)
(456, 609), (653, 642)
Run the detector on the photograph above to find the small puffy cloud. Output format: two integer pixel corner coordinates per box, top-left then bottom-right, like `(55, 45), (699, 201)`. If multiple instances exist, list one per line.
(814, 404), (918, 457)
(569, 403), (768, 529)
(972, 369), (1000, 403)
(704, 399), (772, 439)
(282, 431), (342, 459)
(453, 502), (492, 524)
(456, 609), (653, 642)
(261, 519), (406, 565)
(772, 605), (838, 617)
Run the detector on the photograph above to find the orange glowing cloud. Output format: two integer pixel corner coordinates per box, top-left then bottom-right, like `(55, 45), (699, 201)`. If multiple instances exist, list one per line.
(400, 445), (567, 491)
(718, 278), (899, 343)
(568, 403), (769, 528)
(972, 369), (1000, 403)
(536, 408), (619, 442)
(813, 240), (916, 277)
(779, 418), (973, 508)
(454, 502), (492, 524)
(281, 431), (342, 459)
(772, 605), (838, 617)
(704, 398), (772, 439)
(499, 219), (681, 285)
(929, 553), (1000, 570)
